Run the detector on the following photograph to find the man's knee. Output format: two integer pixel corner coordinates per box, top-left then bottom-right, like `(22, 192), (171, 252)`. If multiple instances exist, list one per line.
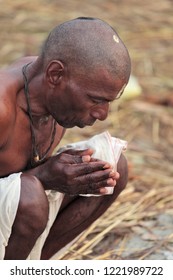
(116, 153), (128, 193)
(14, 174), (49, 239)
(82, 154), (128, 217)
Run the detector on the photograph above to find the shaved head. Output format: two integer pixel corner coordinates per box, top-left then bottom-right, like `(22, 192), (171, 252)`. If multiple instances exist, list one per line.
(40, 17), (131, 82)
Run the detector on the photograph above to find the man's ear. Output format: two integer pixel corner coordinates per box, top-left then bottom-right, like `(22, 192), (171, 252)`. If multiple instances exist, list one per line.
(46, 60), (64, 86)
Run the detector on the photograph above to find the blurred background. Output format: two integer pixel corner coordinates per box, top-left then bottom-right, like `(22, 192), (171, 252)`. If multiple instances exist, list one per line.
(0, 0), (173, 259)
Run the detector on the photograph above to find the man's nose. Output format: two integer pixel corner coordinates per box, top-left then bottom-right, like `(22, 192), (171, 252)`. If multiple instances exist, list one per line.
(91, 103), (109, 121)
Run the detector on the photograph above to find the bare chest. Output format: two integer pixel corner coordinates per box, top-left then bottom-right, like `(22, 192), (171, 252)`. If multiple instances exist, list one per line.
(0, 110), (63, 177)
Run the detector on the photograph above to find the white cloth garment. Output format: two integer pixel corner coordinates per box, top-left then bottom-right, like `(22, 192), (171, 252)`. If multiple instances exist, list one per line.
(0, 172), (64, 260)
(0, 173), (21, 259)
(27, 190), (64, 259)
(58, 131), (127, 196)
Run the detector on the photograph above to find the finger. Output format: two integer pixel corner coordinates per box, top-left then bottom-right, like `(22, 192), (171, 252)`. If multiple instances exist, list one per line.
(64, 148), (94, 156)
(99, 187), (108, 195)
(71, 161), (113, 177)
(110, 171), (120, 180)
(89, 157), (114, 170)
(82, 155), (91, 163)
(99, 187), (114, 195)
(74, 169), (117, 187)
(57, 153), (84, 164)
(79, 184), (115, 195)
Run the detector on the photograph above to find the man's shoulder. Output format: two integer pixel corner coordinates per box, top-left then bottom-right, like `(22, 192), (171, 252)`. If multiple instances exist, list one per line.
(0, 56), (37, 148)
(9, 56), (38, 68)
(0, 87), (15, 148)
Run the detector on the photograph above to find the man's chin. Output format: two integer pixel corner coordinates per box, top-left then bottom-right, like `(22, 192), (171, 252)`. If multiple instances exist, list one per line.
(78, 120), (96, 128)
(76, 123), (85, 128)
(60, 120), (95, 129)
(62, 123), (85, 129)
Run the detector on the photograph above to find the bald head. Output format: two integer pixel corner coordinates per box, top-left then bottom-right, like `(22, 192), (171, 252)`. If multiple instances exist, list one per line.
(40, 17), (131, 82)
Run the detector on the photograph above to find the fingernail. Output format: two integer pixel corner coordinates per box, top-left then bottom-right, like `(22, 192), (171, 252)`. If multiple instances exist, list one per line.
(107, 178), (116, 186)
(82, 155), (91, 162)
(100, 187), (108, 194)
(103, 163), (111, 169)
(109, 171), (115, 177)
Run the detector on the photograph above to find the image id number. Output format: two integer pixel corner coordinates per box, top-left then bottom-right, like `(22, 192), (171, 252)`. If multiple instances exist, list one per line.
(104, 266), (163, 276)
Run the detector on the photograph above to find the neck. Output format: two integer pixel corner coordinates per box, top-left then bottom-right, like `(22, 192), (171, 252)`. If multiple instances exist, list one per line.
(22, 61), (56, 166)
(22, 60), (49, 117)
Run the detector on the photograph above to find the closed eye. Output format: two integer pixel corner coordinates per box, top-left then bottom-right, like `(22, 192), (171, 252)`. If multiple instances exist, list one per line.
(90, 96), (109, 105)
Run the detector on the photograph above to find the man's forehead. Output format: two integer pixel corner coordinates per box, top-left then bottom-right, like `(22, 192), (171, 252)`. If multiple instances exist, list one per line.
(86, 80), (127, 102)
(80, 68), (127, 98)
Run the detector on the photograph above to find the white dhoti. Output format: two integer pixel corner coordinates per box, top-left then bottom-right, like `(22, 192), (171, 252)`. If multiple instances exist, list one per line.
(27, 190), (64, 259)
(0, 131), (127, 259)
(0, 173), (21, 259)
(0, 172), (64, 260)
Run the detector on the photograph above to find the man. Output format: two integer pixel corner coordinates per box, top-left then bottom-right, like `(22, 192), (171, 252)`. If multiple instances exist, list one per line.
(0, 17), (131, 259)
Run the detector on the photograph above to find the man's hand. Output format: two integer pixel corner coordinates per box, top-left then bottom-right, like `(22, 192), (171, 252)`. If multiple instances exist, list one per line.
(26, 149), (119, 195)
